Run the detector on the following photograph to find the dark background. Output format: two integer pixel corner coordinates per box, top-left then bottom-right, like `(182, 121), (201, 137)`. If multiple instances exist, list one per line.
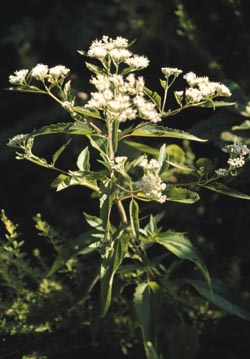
(1, 1), (250, 358)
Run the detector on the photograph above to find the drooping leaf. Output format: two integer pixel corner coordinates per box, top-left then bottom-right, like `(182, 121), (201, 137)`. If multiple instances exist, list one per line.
(83, 212), (103, 229)
(52, 139), (71, 165)
(156, 231), (210, 285)
(190, 278), (250, 320)
(203, 182), (250, 200)
(77, 146), (90, 171)
(134, 281), (163, 358)
(130, 124), (207, 142)
(165, 187), (200, 203)
(129, 199), (140, 240)
(100, 234), (129, 317)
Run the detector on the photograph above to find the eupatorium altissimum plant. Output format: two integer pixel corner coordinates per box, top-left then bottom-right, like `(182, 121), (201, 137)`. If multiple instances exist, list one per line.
(7, 35), (250, 358)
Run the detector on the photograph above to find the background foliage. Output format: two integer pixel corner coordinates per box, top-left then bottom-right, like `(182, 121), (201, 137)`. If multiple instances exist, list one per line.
(1, 1), (250, 358)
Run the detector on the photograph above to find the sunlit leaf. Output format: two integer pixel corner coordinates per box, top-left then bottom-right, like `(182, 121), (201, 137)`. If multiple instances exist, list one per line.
(30, 122), (94, 137)
(166, 187), (200, 203)
(77, 146), (90, 171)
(130, 124), (207, 142)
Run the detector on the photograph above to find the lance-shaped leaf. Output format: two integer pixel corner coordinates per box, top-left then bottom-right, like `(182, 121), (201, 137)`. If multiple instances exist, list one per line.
(190, 278), (250, 320)
(200, 100), (235, 109)
(100, 234), (129, 317)
(73, 106), (102, 119)
(55, 171), (99, 192)
(48, 232), (99, 276)
(203, 182), (250, 200)
(165, 187), (200, 203)
(130, 124), (207, 142)
(143, 87), (162, 110)
(134, 281), (163, 358)
(85, 61), (104, 75)
(52, 139), (71, 166)
(156, 231), (210, 285)
(30, 122), (94, 137)
(77, 146), (90, 171)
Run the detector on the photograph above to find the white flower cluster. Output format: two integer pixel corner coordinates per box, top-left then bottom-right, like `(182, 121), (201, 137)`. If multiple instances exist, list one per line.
(9, 69), (29, 85)
(175, 71), (231, 104)
(9, 64), (70, 85)
(134, 157), (166, 203)
(7, 133), (29, 147)
(86, 73), (161, 123)
(225, 143), (250, 170)
(110, 156), (128, 171)
(87, 35), (149, 69)
(161, 67), (183, 77)
(227, 156), (245, 169)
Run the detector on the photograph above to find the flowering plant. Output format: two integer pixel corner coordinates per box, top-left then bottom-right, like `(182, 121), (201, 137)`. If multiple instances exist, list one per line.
(7, 36), (250, 358)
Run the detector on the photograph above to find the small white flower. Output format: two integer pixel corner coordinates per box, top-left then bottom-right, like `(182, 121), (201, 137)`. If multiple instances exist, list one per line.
(161, 67), (183, 77)
(134, 172), (166, 203)
(125, 55), (150, 69)
(62, 101), (74, 112)
(134, 95), (161, 123)
(9, 69), (29, 85)
(227, 156), (245, 169)
(88, 46), (107, 59)
(215, 168), (228, 176)
(183, 72), (199, 87)
(139, 158), (161, 170)
(49, 65), (70, 79)
(31, 64), (48, 80)
(109, 48), (132, 62)
(185, 88), (203, 103)
(110, 156), (128, 171)
(7, 133), (29, 147)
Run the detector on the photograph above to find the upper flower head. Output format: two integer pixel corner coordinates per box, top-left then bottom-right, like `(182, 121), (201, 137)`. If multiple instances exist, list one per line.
(31, 64), (49, 80)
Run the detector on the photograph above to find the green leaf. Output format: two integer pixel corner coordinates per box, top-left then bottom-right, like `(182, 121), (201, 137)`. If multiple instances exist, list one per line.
(83, 212), (103, 229)
(77, 146), (90, 171)
(143, 87), (162, 110)
(134, 281), (163, 358)
(48, 231), (98, 276)
(124, 140), (159, 156)
(52, 139), (71, 166)
(190, 278), (250, 320)
(56, 172), (99, 192)
(166, 187), (200, 203)
(85, 61), (104, 75)
(156, 231), (210, 285)
(200, 101), (236, 108)
(203, 182), (250, 200)
(129, 199), (140, 240)
(232, 120), (250, 130)
(166, 144), (185, 163)
(73, 106), (102, 119)
(100, 234), (129, 317)
(130, 124), (207, 142)
(30, 122), (94, 137)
